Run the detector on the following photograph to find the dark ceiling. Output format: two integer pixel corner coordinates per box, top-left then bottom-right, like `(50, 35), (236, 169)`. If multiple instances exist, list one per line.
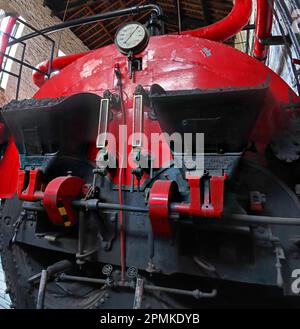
(44, 0), (234, 50)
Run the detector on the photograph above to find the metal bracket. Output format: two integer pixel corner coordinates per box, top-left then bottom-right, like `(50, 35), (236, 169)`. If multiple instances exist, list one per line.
(260, 35), (292, 46)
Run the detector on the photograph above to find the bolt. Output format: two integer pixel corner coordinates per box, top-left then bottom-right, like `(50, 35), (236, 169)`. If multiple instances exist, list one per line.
(103, 242), (109, 251)
(4, 217), (11, 226)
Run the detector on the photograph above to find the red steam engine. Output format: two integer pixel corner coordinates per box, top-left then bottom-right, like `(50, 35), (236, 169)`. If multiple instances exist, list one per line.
(1, 0), (300, 308)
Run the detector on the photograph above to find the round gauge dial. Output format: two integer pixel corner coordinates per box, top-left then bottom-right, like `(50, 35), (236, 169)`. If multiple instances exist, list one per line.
(115, 22), (149, 55)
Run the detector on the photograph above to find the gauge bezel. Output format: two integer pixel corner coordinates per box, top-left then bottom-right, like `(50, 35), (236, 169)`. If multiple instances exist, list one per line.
(114, 21), (150, 55)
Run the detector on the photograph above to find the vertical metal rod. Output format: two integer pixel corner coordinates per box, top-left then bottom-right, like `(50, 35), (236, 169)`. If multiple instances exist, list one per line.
(246, 26), (250, 55)
(48, 39), (55, 78)
(56, 0), (70, 54)
(177, 0), (182, 34)
(36, 270), (48, 309)
(77, 210), (85, 263)
(133, 278), (144, 309)
(16, 43), (26, 100)
(148, 225), (155, 261)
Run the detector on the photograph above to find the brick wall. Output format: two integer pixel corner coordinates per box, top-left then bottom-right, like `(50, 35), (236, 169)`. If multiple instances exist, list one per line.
(0, 89), (7, 107)
(0, 0), (89, 104)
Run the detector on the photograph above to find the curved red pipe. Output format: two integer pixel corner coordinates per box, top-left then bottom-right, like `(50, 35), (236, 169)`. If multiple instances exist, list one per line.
(253, 0), (274, 61)
(0, 16), (17, 69)
(33, 0), (273, 88)
(32, 52), (88, 88)
(182, 0), (252, 42)
(33, 1), (253, 88)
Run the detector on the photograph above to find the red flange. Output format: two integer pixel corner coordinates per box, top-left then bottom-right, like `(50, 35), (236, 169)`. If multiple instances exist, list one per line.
(43, 176), (85, 227)
(149, 180), (179, 236)
(149, 175), (227, 236)
(172, 175), (227, 218)
(18, 170), (85, 226)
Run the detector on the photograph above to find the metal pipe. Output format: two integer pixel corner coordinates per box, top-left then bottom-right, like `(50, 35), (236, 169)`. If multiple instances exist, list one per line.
(28, 260), (73, 284)
(181, 0), (252, 42)
(133, 278), (144, 309)
(77, 210), (85, 265)
(24, 198), (300, 226)
(8, 4), (163, 47)
(32, 52), (87, 88)
(0, 51), (48, 76)
(58, 273), (217, 299)
(227, 213), (300, 226)
(253, 0), (275, 61)
(36, 270), (47, 309)
(0, 16), (17, 69)
(143, 284), (217, 299)
(59, 273), (107, 285)
(23, 199), (149, 213)
(72, 199), (149, 213)
(177, 0), (182, 34)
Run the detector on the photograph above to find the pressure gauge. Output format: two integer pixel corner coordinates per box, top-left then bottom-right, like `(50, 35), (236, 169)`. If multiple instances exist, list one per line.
(115, 22), (149, 55)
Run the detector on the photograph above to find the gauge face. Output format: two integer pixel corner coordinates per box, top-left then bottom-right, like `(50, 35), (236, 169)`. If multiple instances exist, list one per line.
(115, 22), (149, 55)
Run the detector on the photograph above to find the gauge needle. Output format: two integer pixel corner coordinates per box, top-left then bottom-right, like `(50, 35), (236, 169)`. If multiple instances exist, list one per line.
(124, 26), (139, 44)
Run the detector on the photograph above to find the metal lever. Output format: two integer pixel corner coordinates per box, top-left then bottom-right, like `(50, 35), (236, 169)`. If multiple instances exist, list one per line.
(9, 210), (26, 248)
(58, 273), (217, 300)
(36, 270), (47, 309)
(131, 167), (143, 192)
(133, 278), (144, 309)
(34, 260), (72, 309)
(274, 245), (285, 288)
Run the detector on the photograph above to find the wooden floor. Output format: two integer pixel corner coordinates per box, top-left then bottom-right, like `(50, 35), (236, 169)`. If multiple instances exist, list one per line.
(0, 257), (11, 309)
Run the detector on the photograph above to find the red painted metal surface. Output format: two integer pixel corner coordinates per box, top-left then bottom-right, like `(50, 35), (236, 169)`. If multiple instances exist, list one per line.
(0, 34), (299, 199)
(172, 175), (227, 218)
(182, 0), (252, 41)
(0, 16), (16, 69)
(32, 52), (88, 88)
(43, 176), (85, 226)
(0, 140), (19, 198)
(253, 0), (275, 60)
(0, 123), (5, 144)
(149, 180), (178, 236)
(149, 175), (227, 236)
(17, 169), (44, 201)
(17, 168), (85, 226)
(0, 16), (19, 198)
